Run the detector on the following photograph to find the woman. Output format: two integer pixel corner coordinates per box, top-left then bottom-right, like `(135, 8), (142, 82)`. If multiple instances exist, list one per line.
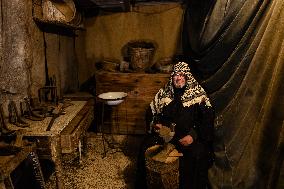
(136, 61), (215, 189)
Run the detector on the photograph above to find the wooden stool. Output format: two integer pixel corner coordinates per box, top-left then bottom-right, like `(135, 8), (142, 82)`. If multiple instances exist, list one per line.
(145, 144), (180, 189)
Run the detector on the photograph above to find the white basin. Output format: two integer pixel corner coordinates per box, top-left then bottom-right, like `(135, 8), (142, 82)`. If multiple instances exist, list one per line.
(98, 92), (127, 106)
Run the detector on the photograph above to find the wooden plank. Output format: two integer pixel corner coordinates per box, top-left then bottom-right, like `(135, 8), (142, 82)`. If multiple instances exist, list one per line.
(61, 108), (94, 153)
(61, 102), (90, 134)
(61, 99), (94, 153)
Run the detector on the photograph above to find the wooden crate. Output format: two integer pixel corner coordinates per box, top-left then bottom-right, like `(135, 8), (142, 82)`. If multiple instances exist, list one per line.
(96, 71), (170, 134)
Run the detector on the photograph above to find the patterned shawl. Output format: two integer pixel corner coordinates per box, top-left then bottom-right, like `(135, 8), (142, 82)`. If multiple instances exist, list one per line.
(150, 62), (211, 115)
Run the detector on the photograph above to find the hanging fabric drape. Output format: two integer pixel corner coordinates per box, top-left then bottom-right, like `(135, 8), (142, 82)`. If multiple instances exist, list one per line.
(182, 0), (284, 188)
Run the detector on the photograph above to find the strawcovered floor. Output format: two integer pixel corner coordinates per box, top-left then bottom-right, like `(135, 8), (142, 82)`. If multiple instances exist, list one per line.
(43, 133), (284, 189)
(45, 133), (144, 189)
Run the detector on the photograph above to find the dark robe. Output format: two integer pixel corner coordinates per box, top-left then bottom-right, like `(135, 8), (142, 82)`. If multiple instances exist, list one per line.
(136, 87), (215, 189)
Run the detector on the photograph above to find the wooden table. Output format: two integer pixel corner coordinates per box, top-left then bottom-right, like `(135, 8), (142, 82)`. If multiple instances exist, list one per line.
(7, 98), (94, 189)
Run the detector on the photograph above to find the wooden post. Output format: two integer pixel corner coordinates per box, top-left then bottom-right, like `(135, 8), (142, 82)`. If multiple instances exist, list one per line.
(50, 135), (64, 189)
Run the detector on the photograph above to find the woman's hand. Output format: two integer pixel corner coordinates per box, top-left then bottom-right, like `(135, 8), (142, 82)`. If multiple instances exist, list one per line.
(179, 135), (194, 146)
(153, 123), (162, 133)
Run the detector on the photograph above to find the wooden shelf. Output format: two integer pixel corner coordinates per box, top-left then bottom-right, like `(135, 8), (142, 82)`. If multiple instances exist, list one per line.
(33, 17), (84, 31)
(32, 0), (84, 33)
(76, 0), (131, 12)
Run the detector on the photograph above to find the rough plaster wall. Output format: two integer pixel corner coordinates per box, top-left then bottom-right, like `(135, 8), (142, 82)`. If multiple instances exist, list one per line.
(0, 0), (84, 115)
(0, 0), (32, 113)
(84, 3), (184, 72)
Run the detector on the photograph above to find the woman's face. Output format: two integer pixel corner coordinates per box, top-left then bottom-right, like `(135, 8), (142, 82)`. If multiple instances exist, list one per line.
(172, 72), (186, 88)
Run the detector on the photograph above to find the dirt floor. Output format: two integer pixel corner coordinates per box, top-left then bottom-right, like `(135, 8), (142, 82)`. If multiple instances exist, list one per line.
(45, 132), (144, 189)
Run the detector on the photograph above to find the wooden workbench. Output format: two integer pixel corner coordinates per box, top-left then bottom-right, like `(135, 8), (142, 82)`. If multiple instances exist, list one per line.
(6, 98), (94, 189)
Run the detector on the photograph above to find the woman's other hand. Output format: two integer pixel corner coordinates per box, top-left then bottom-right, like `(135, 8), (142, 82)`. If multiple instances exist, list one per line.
(179, 135), (194, 146)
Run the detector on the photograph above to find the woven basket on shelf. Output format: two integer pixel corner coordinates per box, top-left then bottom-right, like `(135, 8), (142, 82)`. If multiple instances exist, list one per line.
(128, 41), (155, 72)
(42, 0), (77, 23)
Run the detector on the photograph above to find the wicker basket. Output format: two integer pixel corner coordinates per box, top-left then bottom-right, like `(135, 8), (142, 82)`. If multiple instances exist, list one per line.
(128, 41), (155, 72)
(42, 0), (76, 22)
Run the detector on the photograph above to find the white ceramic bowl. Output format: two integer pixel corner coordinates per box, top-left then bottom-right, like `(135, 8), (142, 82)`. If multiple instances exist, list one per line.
(105, 99), (124, 106)
(98, 92), (127, 106)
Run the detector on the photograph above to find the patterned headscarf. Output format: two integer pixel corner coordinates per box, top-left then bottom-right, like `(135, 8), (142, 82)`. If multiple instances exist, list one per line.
(150, 62), (211, 115)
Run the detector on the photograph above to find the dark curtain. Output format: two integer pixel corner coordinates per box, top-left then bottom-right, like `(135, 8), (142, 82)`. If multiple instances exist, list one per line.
(182, 0), (284, 188)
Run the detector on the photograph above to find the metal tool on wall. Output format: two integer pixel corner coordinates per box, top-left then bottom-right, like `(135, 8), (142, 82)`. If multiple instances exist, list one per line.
(50, 75), (57, 102)
(38, 75), (58, 105)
